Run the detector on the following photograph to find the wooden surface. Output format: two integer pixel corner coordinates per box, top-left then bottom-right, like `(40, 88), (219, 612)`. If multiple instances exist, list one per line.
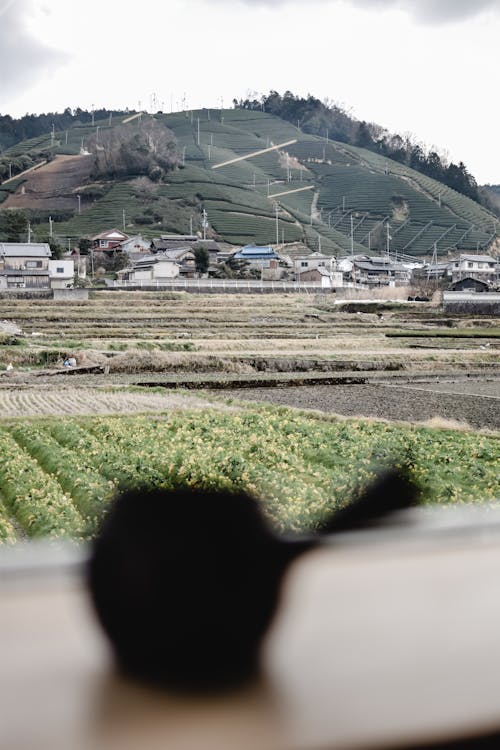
(3, 508), (500, 750)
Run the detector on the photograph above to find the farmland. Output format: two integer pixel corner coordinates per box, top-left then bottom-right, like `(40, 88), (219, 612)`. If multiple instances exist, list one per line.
(0, 408), (498, 544)
(0, 290), (498, 545)
(2, 108), (498, 256)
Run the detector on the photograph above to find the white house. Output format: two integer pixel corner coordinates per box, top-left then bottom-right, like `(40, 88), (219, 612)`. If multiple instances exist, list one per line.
(117, 255), (180, 283)
(49, 259), (75, 289)
(0, 243), (51, 289)
(294, 252), (335, 275)
(449, 254), (498, 283)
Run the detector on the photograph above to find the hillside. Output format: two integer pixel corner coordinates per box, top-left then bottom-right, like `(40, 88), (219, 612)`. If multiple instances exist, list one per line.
(0, 109), (498, 257)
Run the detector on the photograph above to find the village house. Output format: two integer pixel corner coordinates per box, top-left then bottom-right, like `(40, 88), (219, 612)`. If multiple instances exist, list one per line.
(229, 245), (287, 279)
(116, 235), (151, 254)
(116, 254), (180, 284)
(449, 254), (499, 284)
(91, 228), (129, 251)
(294, 251), (335, 275)
(339, 255), (412, 286)
(0, 242), (73, 290)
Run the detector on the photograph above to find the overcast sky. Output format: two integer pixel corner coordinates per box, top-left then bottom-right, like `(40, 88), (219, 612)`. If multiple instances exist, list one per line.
(1, 0), (499, 183)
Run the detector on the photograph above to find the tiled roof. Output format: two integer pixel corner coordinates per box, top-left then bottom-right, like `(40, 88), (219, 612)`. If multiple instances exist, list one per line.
(0, 243), (51, 257)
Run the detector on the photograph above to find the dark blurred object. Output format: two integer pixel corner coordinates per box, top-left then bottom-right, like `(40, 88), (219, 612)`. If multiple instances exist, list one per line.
(88, 471), (419, 692)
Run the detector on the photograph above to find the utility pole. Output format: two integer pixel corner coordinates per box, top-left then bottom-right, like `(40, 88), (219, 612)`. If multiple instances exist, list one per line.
(202, 209), (208, 240)
(208, 144), (211, 160)
(182, 146), (186, 166)
(91, 105), (95, 127)
(65, 130), (68, 145)
(274, 202), (279, 245)
(77, 195), (81, 214)
(8, 163), (12, 180)
(122, 209), (126, 230)
(189, 215), (193, 235)
(197, 117), (200, 146)
(109, 113), (112, 126)
(342, 195), (346, 212)
(49, 216), (53, 238)
(350, 215), (354, 255)
(386, 222), (391, 256)
(27, 222), (32, 244)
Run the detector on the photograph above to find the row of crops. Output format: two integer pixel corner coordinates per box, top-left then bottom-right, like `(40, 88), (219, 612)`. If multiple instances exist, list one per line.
(0, 409), (498, 542)
(5, 107), (497, 253)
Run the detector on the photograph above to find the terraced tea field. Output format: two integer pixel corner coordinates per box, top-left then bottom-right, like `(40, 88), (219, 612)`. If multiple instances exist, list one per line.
(3, 109), (498, 255)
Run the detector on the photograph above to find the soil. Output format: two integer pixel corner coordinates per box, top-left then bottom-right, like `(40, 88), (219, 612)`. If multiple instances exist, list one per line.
(3, 154), (94, 211)
(218, 380), (500, 431)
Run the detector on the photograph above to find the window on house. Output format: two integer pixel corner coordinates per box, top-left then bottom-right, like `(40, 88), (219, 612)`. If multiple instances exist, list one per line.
(468, 262), (473, 268)
(301, 261), (308, 267)
(56, 267), (64, 273)
(99, 240), (108, 247)
(26, 261), (42, 269)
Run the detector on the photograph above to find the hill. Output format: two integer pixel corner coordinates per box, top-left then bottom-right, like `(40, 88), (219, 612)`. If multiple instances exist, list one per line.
(0, 108), (498, 257)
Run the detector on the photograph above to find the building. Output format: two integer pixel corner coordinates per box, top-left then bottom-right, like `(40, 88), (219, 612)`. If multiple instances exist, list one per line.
(339, 255), (412, 286)
(294, 252), (335, 275)
(0, 243), (51, 289)
(117, 255), (180, 283)
(0, 243), (74, 290)
(91, 229), (129, 251)
(117, 236), (151, 254)
(231, 245), (282, 268)
(449, 254), (498, 284)
(49, 259), (75, 289)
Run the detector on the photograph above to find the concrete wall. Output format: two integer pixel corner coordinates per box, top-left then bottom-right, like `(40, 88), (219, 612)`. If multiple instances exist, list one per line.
(443, 291), (500, 315)
(53, 288), (89, 301)
(335, 287), (417, 301)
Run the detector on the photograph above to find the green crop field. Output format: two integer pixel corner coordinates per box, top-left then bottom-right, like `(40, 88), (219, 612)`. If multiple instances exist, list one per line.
(0, 408), (498, 543)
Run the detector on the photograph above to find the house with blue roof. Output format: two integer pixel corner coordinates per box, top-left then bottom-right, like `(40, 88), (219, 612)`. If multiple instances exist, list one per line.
(232, 245), (281, 265)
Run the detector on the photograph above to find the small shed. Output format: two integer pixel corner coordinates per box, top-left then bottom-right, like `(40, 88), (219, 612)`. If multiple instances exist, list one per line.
(450, 277), (489, 293)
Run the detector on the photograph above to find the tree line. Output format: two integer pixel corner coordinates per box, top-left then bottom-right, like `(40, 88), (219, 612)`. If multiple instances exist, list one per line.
(234, 91), (481, 204)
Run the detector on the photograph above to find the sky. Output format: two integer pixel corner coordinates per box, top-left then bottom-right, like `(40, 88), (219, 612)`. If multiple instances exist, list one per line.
(1, 0), (499, 184)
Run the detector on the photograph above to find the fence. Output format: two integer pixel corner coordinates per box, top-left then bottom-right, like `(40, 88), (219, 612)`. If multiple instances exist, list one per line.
(105, 279), (333, 294)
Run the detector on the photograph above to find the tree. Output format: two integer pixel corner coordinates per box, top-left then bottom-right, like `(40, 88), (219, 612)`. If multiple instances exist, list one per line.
(0, 210), (28, 242)
(78, 237), (92, 255)
(194, 247), (210, 276)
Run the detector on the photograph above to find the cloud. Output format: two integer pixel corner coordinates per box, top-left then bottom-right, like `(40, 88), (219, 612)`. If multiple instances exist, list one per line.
(348, 0), (500, 23)
(208, 0), (500, 24)
(0, 0), (67, 111)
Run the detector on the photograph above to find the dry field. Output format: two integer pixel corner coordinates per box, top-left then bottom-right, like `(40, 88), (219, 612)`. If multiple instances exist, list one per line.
(1, 291), (499, 424)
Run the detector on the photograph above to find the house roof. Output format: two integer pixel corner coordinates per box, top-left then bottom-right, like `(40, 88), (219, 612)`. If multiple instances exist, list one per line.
(450, 277), (489, 289)
(457, 255), (496, 264)
(91, 229), (129, 241)
(354, 260), (407, 272)
(0, 242), (51, 257)
(299, 266), (331, 276)
(233, 245), (279, 260)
